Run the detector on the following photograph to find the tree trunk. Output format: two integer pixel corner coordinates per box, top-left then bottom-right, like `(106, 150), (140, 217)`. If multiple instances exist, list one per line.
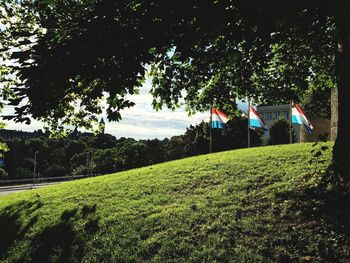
(331, 86), (338, 141)
(333, 15), (350, 183)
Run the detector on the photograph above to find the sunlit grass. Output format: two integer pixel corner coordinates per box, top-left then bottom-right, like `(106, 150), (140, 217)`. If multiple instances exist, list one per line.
(1, 142), (349, 262)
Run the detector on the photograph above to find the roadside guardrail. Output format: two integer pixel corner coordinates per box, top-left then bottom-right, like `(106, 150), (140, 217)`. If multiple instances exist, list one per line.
(0, 174), (98, 186)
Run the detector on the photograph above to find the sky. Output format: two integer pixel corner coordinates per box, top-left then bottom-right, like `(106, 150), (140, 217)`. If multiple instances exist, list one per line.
(2, 78), (247, 140)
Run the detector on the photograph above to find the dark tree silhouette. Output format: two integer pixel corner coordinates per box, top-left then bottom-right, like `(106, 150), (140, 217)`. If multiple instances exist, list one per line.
(0, 1), (349, 182)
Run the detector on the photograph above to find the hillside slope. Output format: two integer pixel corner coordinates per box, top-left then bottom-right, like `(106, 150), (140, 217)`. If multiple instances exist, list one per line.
(1, 142), (349, 262)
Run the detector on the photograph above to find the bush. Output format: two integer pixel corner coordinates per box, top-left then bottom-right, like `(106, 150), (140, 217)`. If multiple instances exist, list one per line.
(268, 118), (296, 145)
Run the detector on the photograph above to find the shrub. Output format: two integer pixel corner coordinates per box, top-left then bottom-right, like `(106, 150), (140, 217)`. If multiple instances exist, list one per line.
(268, 118), (296, 145)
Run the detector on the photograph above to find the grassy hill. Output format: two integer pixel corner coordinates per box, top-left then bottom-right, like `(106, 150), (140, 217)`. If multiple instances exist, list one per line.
(1, 142), (349, 262)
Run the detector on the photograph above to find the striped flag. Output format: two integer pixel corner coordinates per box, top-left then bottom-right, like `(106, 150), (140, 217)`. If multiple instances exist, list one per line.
(211, 108), (229, 128)
(249, 106), (267, 130)
(292, 102), (313, 134)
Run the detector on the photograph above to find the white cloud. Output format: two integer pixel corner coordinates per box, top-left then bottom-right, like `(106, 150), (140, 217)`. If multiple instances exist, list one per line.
(2, 118), (43, 132)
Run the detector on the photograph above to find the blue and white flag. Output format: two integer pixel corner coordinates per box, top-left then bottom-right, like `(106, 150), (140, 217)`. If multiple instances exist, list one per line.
(212, 108), (229, 129)
(249, 106), (267, 130)
(292, 102), (313, 134)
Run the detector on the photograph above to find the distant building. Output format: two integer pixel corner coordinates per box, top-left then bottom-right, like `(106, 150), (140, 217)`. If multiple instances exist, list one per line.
(0, 129), (46, 140)
(257, 104), (331, 144)
(99, 118), (105, 134)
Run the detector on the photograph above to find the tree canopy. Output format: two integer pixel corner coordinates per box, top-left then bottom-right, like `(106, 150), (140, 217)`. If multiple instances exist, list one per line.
(0, 1), (336, 124)
(1, 0), (349, 179)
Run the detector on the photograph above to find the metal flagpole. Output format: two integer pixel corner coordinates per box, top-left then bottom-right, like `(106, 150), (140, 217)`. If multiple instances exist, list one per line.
(209, 107), (213, 153)
(247, 98), (251, 148)
(289, 100), (293, 144)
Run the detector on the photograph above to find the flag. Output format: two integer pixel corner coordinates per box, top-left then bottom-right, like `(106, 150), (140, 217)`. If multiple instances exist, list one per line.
(292, 102), (313, 134)
(211, 108), (229, 128)
(249, 106), (267, 130)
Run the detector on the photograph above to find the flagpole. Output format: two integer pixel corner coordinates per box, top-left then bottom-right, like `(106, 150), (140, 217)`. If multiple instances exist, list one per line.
(209, 107), (213, 153)
(247, 98), (251, 148)
(289, 100), (293, 144)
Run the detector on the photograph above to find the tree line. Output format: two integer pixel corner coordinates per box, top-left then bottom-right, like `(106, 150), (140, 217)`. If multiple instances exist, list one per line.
(0, 116), (276, 180)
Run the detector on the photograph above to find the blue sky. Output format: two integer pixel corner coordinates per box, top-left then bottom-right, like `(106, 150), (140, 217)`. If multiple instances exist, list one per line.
(2, 78), (248, 139)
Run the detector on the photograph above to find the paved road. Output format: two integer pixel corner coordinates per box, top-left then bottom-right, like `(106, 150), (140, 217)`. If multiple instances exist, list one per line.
(0, 182), (62, 196)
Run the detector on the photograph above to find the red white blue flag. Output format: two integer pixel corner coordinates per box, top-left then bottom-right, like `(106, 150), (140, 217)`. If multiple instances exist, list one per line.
(249, 106), (267, 130)
(292, 102), (313, 134)
(211, 108), (229, 129)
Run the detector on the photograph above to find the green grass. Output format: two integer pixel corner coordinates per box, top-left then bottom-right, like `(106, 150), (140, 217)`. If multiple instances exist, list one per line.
(1, 142), (349, 262)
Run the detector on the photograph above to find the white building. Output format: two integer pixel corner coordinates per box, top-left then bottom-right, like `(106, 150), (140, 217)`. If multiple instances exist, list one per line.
(257, 104), (331, 144)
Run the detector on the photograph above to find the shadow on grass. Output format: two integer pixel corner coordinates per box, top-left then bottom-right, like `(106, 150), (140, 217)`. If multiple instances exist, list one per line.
(29, 208), (79, 262)
(27, 204), (100, 262)
(0, 201), (100, 262)
(272, 179), (350, 262)
(0, 199), (41, 259)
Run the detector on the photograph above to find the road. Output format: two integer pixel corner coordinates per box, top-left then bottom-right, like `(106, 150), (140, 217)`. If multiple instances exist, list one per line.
(0, 182), (62, 196)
